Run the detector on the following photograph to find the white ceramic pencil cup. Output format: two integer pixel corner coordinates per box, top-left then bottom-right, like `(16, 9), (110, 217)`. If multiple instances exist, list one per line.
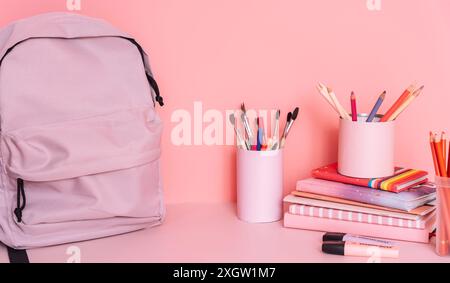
(338, 114), (395, 178)
(237, 149), (283, 223)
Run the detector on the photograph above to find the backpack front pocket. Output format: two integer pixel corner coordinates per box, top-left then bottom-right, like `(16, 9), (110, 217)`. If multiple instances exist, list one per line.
(0, 106), (163, 225)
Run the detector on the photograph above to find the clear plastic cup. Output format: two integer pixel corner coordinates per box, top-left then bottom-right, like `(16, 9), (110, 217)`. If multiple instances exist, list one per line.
(435, 176), (450, 256)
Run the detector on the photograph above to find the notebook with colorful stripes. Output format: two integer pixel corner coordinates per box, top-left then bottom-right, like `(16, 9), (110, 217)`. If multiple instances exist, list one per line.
(312, 163), (428, 193)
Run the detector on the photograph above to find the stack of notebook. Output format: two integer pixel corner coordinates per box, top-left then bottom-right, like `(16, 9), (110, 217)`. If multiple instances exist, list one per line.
(284, 163), (437, 243)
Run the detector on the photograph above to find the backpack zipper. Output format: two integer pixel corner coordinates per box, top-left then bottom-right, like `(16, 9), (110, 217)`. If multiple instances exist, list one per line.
(125, 37), (164, 107)
(0, 36), (164, 110)
(14, 178), (26, 223)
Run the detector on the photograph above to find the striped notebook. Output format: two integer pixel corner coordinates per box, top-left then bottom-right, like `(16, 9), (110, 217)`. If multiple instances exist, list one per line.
(288, 204), (435, 229)
(284, 213), (435, 243)
(312, 163), (428, 193)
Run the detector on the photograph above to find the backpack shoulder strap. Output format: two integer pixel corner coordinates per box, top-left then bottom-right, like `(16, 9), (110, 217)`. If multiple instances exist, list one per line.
(7, 247), (29, 263)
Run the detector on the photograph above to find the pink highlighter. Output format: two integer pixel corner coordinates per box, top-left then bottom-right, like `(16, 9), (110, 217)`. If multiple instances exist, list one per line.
(322, 241), (399, 259)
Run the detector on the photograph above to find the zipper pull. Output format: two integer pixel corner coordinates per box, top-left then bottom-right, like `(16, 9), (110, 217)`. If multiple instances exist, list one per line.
(146, 73), (164, 107)
(14, 178), (26, 223)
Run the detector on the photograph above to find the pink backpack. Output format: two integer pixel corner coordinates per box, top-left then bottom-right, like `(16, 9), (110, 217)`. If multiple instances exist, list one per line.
(0, 13), (165, 261)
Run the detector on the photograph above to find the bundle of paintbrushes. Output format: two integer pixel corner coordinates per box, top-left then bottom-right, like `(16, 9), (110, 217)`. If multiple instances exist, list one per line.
(316, 83), (424, 122)
(429, 131), (450, 256)
(229, 103), (300, 151)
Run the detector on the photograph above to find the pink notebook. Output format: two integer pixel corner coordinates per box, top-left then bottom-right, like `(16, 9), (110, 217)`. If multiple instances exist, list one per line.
(283, 213), (435, 243)
(288, 204), (435, 229)
(296, 178), (435, 211)
(291, 191), (435, 217)
(284, 194), (435, 220)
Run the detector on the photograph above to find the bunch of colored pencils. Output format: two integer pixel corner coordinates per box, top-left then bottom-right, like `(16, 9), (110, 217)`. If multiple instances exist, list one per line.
(429, 131), (450, 256)
(430, 132), (450, 177)
(316, 83), (424, 122)
(230, 103), (300, 151)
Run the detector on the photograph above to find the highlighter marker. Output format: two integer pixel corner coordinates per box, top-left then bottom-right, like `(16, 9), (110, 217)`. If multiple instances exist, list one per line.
(323, 232), (395, 248)
(322, 241), (399, 258)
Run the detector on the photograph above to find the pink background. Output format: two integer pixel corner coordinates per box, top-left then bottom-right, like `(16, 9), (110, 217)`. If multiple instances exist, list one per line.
(1, 0), (450, 205)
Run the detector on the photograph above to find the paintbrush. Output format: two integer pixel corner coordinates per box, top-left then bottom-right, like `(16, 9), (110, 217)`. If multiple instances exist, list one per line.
(271, 110), (281, 150)
(280, 107), (299, 148)
(285, 107), (299, 138)
(240, 103), (254, 142)
(278, 112), (292, 149)
(229, 114), (249, 150)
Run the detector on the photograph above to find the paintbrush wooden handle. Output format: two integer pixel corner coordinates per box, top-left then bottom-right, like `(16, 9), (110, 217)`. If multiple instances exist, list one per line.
(242, 116), (253, 140)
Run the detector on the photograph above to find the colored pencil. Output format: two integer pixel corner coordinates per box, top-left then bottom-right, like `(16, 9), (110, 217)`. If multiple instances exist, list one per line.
(430, 132), (441, 176)
(435, 134), (448, 177)
(327, 87), (351, 120)
(350, 92), (357, 121)
(366, 91), (386, 122)
(442, 132), (447, 166)
(380, 84), (416, 122)
(388, 86), (424, 121)
(317, 83), (339, 115)
(448, 140), (450, 177)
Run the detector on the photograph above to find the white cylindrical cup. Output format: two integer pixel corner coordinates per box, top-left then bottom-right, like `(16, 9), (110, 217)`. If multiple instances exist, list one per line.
(338, 115), (395, 178)
(237, 149), (283, 223)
